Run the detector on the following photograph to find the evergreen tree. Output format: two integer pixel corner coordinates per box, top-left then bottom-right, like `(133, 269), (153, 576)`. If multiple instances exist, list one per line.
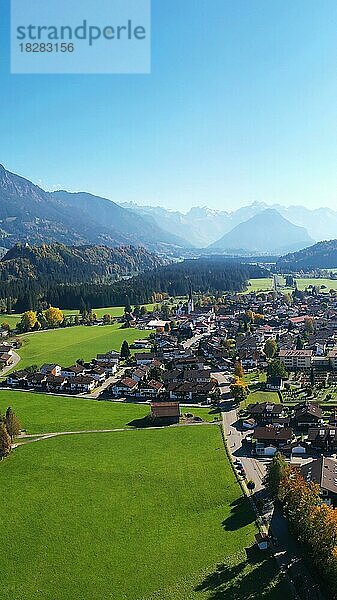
(5, 407), (21, 441)
(0, 421), (11, 457)
(264, 452), (290, 498)
(120, 340), (131, 360)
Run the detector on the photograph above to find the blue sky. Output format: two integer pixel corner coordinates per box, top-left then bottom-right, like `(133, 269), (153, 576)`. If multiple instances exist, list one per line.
(0, 0), (337, 211)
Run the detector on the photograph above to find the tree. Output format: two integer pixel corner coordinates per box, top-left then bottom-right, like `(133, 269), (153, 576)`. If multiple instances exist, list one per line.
(120, 340), (131, 360)
(0, 421), (11, 457)
(264, 452), (290, 498)
(305, 318), (314, 335)
(247, 480), (255, 494)
(230, 377), (248, 404)
(124, 297), (132, 314)
(296, 335), (304, 350)
(264, 338), (277, 359)
(25, 364), (38, 374)
(19, 310), (38, 332)
(234, 360), (244, 379)
(5, 407), (21, 441)
(267, 359), (287, 379)
(103, 313), (112, 324)
(148, 365), (163, 382)
(44, 306), (64, 328)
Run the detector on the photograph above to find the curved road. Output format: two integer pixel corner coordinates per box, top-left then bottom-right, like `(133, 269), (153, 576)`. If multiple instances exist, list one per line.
(1, 350), (20, 376)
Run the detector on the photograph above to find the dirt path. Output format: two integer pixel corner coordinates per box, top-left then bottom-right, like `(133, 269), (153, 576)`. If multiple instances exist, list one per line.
(14, 420), (219, 447)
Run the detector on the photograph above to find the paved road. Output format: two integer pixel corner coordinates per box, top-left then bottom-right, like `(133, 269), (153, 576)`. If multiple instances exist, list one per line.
(182, 332), (208, 350)
(0, 351), (20, 376)
(81, 367), (127, 399)
(222, 404), (266, 491)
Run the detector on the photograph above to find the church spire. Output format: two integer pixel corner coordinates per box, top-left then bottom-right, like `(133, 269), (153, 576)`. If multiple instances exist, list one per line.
(187, 282), (194, 314)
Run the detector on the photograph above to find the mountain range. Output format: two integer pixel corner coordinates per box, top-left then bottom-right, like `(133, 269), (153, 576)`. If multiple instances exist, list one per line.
(0, 165), (189, 254)
(121, 200), (337, 250)
(0, 164), (335, 256)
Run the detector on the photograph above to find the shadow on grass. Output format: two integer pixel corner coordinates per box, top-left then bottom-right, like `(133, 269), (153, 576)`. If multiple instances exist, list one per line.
(222, 497), (255, 531)
(127, 415), (159, 428)
(195, 547), (287, 599)
(127, 416), (179, 428)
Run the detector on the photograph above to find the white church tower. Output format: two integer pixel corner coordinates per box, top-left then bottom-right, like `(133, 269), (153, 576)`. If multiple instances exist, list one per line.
(187, 284), (194, 315)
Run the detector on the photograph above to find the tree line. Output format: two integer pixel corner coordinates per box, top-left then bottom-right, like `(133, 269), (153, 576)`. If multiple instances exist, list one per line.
(266, 453), (337, 596)
(0, 258), (268, 313)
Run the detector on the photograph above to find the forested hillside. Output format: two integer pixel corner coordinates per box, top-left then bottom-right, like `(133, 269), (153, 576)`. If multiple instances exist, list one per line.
(0, 256), (268, 312)
(277, 239), (337, 271)
(0, 243), (166, 284)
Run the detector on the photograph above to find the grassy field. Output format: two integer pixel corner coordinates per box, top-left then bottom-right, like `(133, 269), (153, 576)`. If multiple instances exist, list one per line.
(0, 391), (217, 435)
(0, 426), (287, 599)
(244, 277), (337, 295)
(0, 391), (151, 434)
(241, 390), (280, 410)
(13, 324), (150, 370)
(0, 303), (156, 329)
(243, 278), (275, 293)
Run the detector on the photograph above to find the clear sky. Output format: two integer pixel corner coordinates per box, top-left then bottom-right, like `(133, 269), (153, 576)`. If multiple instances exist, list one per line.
(0, 0), (337, 212)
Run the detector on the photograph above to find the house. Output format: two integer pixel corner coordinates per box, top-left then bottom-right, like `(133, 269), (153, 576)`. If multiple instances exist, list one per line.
(328, 348), (337, 370)
(61, 365), (86, 378)
(94, 360), (118, 375)
(252, 425), (293, 456)
(110, 377), (138, 397)
(167, 380), (218, 404)
(0, 353), (13, 367)
(90, 368), (106, 384)
(246, 402), (285, 425)
(307, 425), (337, 453)
(147, 319), (170, 332)
(96, 351), (120, 365)
(301, 457), (337, 506)
(40, 363), (61, 376)
(266, 376), (284, 391)
(132, 339), (152, 349)
(6, 370), (28, 387)
(279, 349), (313, 371)
(255, 532), (269, 551)
(131, 366), (149, 382)
(292, 402), (322, 429)
(137, 380), (164, 399)
(69, 375), (96, 393)
(151, 401), (180, 423)
(134, 353), (155, 366)
(26, 372), (47, 388)
(45, 374), (67, 392)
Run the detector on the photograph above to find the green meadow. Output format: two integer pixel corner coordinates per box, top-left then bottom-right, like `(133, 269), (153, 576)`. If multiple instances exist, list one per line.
(0, 425), (287, 600)
(12, 323), (150, 370)
(0, 391), (218, 435)
(244, 277), (337, 294)
(0, 303), (156, 329)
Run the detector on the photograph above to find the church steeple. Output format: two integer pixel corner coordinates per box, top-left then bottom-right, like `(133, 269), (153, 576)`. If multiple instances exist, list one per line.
(187, 283), (194, 314)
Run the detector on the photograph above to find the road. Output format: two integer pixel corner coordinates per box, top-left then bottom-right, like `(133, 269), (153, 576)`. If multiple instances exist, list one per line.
(182, 332), (208, 350)
(0, 351), (20, 376)
(222, 404), (266, 491)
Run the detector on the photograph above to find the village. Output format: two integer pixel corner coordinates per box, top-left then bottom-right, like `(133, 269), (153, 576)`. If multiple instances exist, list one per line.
(2, 281), (337, 512)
